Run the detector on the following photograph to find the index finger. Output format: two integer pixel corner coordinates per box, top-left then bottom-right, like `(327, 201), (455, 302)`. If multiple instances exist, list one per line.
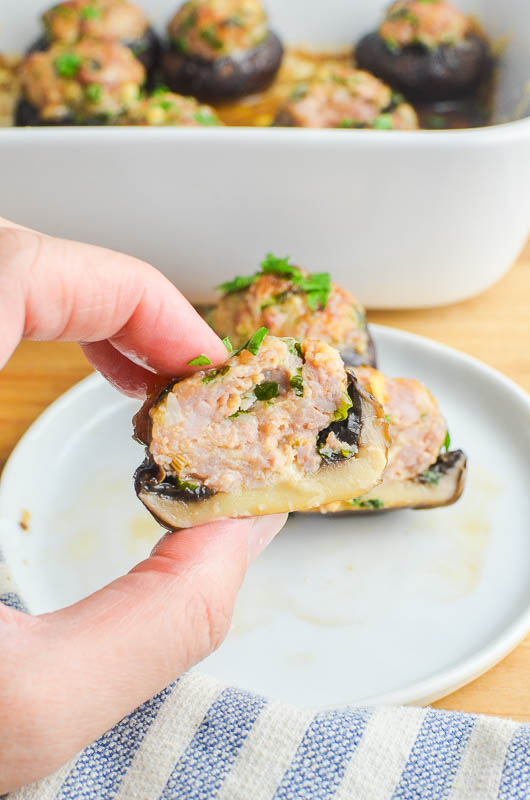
(0, 220), (226, 383)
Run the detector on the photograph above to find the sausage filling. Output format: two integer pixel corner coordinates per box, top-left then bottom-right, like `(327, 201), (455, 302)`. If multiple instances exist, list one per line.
(147, 336), (359, 496)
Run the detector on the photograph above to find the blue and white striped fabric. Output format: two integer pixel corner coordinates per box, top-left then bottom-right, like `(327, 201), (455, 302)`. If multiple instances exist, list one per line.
(2, 575), (528, 800)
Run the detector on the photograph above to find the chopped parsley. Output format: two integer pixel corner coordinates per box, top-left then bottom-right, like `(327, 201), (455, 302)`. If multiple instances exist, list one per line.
(229, 409), (250, 418)
(391, 90), (405, 106)
(338, 118), (364, 129)
(85, 83), (102, 103)
(350, 497), (384, 509)
(385, 414), (393, 424)
(420, 470), (441, 485)
(194, 109), (219, 126)
(174, 36), (189, 53)
(285, 338), (303, 359)
(244, 326), (268, 356)
(289, 369), (304, 396)
(158, 99), (174, 111)
(222, 336), (233, 352)
(202, 364), (230, 384)
(200, 26), (224, 50)
(218, 274), (257, 294)
(152, 85), (170, 96)
(54, 52), (82, 78)
(80, 6), (101, 20)
(254, 381), (279, 402)
(374, 114), (394, 130)
(219, 253), (332, 311)
(443, 431), (451, 452)
(428, 114), (445, 129)
(388, 8), (418, 24)
(333, 392), (353, 422)
(187, 354), (212, 366)
(290, 83), (308, 102)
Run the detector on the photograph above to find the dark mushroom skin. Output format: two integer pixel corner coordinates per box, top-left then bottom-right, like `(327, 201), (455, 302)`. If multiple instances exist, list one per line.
(354, 1), (492, 103)
(133, 336), (389, 529)
(163, 30), (283, 102)
(316, 450), (467, 514)
(163, 0), (283, 103)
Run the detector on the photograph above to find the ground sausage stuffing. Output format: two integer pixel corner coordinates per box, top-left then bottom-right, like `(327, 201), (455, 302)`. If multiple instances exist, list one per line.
(149, 336), (353, 493)
(379, 0), (472, 51)
(209, 269), (371, 358)
(354, 366), (447, 481)
(42, 0), (149, 45)
(125, 90), (221, 125)
(279, 64), (418, 129)
(19, 38), (145, 121)
(168, 0), (269, 60)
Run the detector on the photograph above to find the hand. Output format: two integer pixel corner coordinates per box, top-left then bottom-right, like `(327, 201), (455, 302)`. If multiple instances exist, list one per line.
(0, 219), (286, 792)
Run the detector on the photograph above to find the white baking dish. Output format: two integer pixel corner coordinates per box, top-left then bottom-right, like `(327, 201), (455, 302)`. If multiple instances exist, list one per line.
(0, 0), (529, 308)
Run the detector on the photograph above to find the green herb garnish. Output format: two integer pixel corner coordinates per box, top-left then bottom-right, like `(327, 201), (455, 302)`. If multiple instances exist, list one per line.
(391, 90), (405, 106)
(202, 364), (230, 384)
(174, 477), (199, 492)
(174, 36), (189, 53)
(385, 414), (393, 424)
(290, 83), (308, 102)
(200, 26), (224, 50)
(244, 326), (268, 356)
(194, 109), (219, 126)
(388, 8), (418, 24)
(350, 497), (384, 509)
(152, 85), (171, 96)
(54, 52), (82, 78)
(443, 431), (451, 452)
(338, 118), (364, 129)
(289, 370), (304, 397)
(218, 274), (257, 294)
(219, 253), (331, 311)
(85, 83), (102, 103)
(374, 114), (394, 130)
(333, 392), (353, 422)
(420, 470), (441, 485)
(254, 381), (279, 402)
(158, 99), (174, 111)
(81, 6), (101, 20)
(188, 354), (212, 366)
(427, 114), (445, 129)
(229, 409), (251, 418)
(222, 337), (233, 352)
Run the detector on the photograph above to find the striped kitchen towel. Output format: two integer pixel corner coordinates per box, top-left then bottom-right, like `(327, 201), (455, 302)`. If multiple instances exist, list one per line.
(1, 574), (529, 800)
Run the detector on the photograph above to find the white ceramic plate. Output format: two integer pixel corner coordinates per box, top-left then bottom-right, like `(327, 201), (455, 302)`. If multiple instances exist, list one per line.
(0, 325), (529, 707)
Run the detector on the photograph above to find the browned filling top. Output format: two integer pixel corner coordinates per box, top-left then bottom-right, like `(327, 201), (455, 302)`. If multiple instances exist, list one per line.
(42, 0), (149, 45)
(379, 0), (472, 51)
(168, 0), (269, 60)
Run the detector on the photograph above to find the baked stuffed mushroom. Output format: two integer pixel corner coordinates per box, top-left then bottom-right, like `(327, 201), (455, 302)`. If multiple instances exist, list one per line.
(134, 332), (389, 528)
(163, 0), (284, 102)
(274, 64), (417, 129)
(317, 366), (466, 513)
(16, 39), (145, 125)
(30, 0), (161, 78)
(205, 254), (377, 367)
(355, 0), (492, 102)
(124, 88), (222, 125)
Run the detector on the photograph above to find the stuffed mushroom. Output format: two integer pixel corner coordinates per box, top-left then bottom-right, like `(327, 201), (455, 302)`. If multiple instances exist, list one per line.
(274, 64), (418, 129)
(124, 88), (222, 125)
(163, 0), (284, 102)
(355, 0), (492, 103)
(16, 38), (145, 125)
(317, 366), (466, 513)
(205, 254), (377, 367)
(30, 0), (161, 78)
(134, 332), (389, 528)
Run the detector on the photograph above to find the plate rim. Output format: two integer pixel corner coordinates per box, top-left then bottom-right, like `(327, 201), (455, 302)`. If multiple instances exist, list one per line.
(0, 324), (529, 708)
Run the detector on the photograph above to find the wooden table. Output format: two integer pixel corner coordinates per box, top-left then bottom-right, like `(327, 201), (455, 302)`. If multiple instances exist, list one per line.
(1, 239), (529, 721)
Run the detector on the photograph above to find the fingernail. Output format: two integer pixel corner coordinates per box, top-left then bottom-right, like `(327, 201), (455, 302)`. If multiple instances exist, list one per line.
(247, 514), (287, 565)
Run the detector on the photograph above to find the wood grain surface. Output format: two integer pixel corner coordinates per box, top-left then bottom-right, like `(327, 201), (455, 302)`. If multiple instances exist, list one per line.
(0, 238), (529, 721)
